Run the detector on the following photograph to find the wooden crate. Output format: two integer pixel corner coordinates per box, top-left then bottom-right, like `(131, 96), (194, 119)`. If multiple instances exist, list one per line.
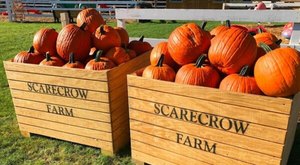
(127, 75), (300, 165)
(3, 52), (150, 155)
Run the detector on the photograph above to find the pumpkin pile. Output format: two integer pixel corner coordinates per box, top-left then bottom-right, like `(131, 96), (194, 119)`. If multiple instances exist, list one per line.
(13, 8), (152, 71)
(142, 21), (300, 97)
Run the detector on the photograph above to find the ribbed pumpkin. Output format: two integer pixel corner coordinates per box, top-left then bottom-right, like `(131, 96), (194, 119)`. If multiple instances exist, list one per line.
(13, 46), (44, 64)
(168, 23), (211, 65)
(254, 29), (281, 59)
(76, 8), (105, 33)
(254, 43), (300, 97)
(114, 27), (129, 47)
(133, 67), (146, 76)
(200, 21), (212, 39)
(128, 36), (152, 56)
(208, 28), (257, 75)
(210, 20), (231, 37)
(93, 25), (121, 53)
(219, 65), (262, 95)
(63, 53), (85, 69)
(33, 28), (58, 56)
(106, 47), (131, 65)
(150, 42), (178, 70)
(175, 55), (220, 87)
(39, 52), (65, 66)
(85, 50), (116, 70)
(56, 23), (91, 62)
(142, 54), (176, 82)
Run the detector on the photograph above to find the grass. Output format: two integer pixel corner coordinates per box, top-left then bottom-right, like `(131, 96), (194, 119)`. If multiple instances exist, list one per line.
(0, 20), (299, 164)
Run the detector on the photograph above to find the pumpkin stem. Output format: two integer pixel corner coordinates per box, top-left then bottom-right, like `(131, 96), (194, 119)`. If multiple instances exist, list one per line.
(46, 52), (52, 61)
(99, 25), (105, 34)
(29, 46), (35, 53)
(201, 21), (207, 30)
(139, 35), (144, 42)
(122, 43), (129, 53)
(69, 52), (75, 64)
(195, 55), (207, 68)
(239, 65), (249, 76)
(95, 50), (103, 62)
(156, 54), (164, 67)
(80, 22), (87, 30)
(275, 39), (282, 45)
(259, 42), (272, 53)
(225, 20), (231, 28)
(257, 27), (263, 34)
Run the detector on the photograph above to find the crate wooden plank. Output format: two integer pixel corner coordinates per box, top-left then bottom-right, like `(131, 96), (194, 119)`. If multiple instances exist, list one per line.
(6, 71), (109, 92)
(3, 61), (108, 81)
(17, 115), (112, 141)
(8, 81), (109, 103)
(11, 89), (110, 112)
(15, 107), (112, 132)
(127, 75), (291, 115)
(13, 98), (111, 122)
(18, 124), (113, 151)
(132, 150), (176, 165)
(130, 121), (281, 165)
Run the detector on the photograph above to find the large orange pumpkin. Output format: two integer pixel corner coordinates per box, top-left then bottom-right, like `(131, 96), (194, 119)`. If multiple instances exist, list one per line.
(85, 50), (116, 70)
(175, 55), (220, 87)
(76, 8), (105, 33)
(208, 28), (257, 75)
(114, 27), (129, 47)
(93, 25), (121, 53)
(150, 42), (178, 70)
(219, 65), (262, 95)
(210, 20), (231, 37)
(39, 52), (65, 66)
(200, 21), (212, 39)
(254, 29), (281, 59)
(63, 53), (85, 69)
(14, 46), (45, 64)
(56, 23), (91, 62)
(254, 43), (300, 97)
(128, 36), (152, 56)
(106, 47), (131, 65)
(33, 28), (58, 56)
(168, 23), (211, 65)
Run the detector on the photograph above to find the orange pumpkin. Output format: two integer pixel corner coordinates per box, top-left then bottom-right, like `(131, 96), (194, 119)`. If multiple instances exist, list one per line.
(142, 54), (176, 82)
(106, 47), (131, 65)
(128, 36), (152, 56)
(13, 46), (44, 64)
(56, 23), (91, 62)
(200, 21), (212, 39)
(219, 65), (262, 95)
(114, 27), (129, 47)
(210, 20), (231, 37)
(76, 8), (105, 33)
(93, 25), (121, 53)
(85, 50), (116, 70)
(63, 53), (85, 69)
(39, 52), (65, 66)
(33, 28), (58, 56)
(150, 42), (178, 70)
(168, 23), (211, 65)
(254, 43), (300, 97)
(133, 67), (146, 76)
(175, 55), (220, 87)
(208, 28), (257, 75)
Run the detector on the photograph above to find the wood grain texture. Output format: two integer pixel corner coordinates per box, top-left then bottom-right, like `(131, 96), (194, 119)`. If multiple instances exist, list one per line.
(132, 150), (175, 165)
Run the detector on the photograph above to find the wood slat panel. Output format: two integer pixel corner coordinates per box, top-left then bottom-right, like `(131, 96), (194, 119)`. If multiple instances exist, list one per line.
(130, 121), (281, 165)
(17, 115), (112, 141)
(15, 107), (112, 132)
(127, 75), (292, 114)
(4, 61), (108, 81)
(6, 71), (108, 92)
(11, 89), (110, 112)
(130, 109), (283, 157)
(132, 150), (176, 165)
(19, 124), (113, 151)
(13, 98), (111, 122)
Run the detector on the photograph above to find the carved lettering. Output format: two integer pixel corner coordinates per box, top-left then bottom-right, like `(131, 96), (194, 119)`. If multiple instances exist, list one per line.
(46, 104), (74, 117)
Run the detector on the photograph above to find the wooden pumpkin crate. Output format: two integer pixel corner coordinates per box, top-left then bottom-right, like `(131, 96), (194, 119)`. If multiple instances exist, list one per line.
(3, 52), (150, 155)
(127, 74), (300, 165)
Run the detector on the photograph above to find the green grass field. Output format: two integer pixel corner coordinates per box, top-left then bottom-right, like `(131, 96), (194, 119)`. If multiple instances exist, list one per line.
(0, 21), (299, 165)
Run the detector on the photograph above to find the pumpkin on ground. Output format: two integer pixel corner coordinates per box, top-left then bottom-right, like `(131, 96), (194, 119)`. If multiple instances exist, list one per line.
(254, 43), (300, 97)
(150, 42), (178, 70)
(106, 47), (131, 65)
(219, 65), (262, 95)
(114, 27), (129, 47)
(208, 27), (257, 75)
(142, 54), (176, 82)
(175, 55), (220, 87)
(168, 23), (211, 65)
(56, 23), (91, 62)
(33, 28), (58, 56)
(39, 52), (65, 66)
(63, 52), (85, 69)
(128, 36), (152, 56)
(85, 50), (116, 70)
(13, 46), (44, 64)
(76, 8), (105, 33)
(93, 25), (121, 53)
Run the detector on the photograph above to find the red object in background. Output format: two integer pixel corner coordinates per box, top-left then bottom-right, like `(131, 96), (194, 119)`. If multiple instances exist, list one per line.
(247, 25), (267, 35)
(282, 22), (294, 39)
(27, 9), (41, 14)
(255, 2), (267, 10)
(1, 11), (8, 16)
